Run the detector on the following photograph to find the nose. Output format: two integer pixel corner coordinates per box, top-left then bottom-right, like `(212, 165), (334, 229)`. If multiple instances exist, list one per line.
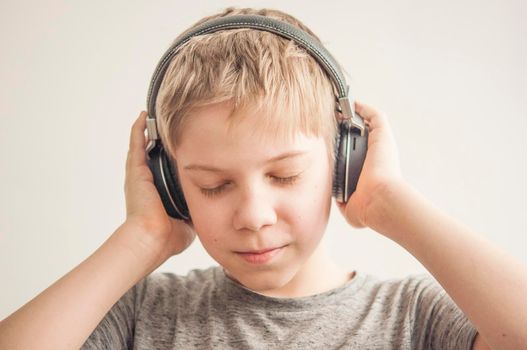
(232, 183), (278, 232)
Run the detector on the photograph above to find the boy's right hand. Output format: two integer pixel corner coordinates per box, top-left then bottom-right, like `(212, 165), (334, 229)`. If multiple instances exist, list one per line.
(123, 111), (195, 262)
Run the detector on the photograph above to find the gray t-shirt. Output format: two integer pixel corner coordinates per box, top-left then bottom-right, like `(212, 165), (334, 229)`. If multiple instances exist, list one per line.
(82, 266), (477, 349)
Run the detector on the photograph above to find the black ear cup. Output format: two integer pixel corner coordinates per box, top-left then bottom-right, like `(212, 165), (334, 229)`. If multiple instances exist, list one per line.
(146, 142), (191, 222)
(332, 117), (369, 203)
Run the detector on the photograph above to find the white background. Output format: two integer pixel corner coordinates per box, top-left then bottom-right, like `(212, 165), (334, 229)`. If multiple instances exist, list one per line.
(1, 0), (526, 317)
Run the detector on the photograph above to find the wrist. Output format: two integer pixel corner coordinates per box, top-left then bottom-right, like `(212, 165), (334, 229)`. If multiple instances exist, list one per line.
(113, 220), (171, 272)
(363, 180), (417, 240)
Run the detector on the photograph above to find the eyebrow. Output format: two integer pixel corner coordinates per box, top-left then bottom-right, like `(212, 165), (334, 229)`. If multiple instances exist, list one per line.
(183, 150), (309, 173)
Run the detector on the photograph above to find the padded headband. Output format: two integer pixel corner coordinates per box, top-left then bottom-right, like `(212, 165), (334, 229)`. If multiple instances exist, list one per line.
(145, 14), (365, 138)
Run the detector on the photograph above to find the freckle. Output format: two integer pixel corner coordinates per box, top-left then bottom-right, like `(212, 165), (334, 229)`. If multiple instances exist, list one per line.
(502, 333), (507, 337)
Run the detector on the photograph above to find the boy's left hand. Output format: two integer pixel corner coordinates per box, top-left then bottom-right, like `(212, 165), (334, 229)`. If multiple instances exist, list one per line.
(336, 101), (405, 228)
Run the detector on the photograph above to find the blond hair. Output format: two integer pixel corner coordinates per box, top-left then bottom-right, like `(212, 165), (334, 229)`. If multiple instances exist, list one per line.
(156, 7), (339, 164)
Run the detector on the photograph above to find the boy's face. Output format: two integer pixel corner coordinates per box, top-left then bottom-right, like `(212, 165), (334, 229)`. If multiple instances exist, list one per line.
(174, 101), (333, 293)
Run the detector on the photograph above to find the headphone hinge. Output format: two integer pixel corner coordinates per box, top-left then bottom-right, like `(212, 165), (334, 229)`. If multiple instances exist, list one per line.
(338, 96), (365, 137)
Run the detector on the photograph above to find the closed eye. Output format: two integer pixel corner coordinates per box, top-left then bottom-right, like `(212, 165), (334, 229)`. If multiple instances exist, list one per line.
(199, 174), (301, 198)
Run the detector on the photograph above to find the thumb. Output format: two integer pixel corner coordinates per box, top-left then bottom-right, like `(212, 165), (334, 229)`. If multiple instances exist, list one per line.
(335, 198), (367, 229)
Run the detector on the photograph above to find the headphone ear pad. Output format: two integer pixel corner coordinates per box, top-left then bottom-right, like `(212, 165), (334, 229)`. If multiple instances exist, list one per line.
(332, 120), (369, 203)
(332, 121), (347, 201)
(146, 143), (191, 221)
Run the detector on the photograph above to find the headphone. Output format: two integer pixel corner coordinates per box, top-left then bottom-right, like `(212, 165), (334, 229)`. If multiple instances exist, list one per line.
(145, 14), (369, 222)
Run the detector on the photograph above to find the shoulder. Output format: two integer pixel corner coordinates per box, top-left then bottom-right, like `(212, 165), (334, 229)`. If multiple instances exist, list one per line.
(362, 273), (477, 348)
(133, 265), (221, 312)
(353, 273), (448, 323)
(139, 265), (219, 290)
(361, 272), (444, 303)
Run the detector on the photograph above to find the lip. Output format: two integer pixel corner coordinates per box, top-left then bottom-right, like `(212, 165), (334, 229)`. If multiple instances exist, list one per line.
(235, 246), (286, 264)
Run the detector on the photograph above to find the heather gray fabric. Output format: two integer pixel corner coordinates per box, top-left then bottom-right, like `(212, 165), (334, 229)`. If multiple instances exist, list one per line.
(81, 266), (478, 349)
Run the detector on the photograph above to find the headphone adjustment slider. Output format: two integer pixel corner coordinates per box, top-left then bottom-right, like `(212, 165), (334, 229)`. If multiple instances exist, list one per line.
(146, 115), (160, 141)
(145, 115), (159, 155)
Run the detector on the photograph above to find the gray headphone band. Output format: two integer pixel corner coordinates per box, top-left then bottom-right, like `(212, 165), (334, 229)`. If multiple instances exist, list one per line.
(146, 14), (365, 136)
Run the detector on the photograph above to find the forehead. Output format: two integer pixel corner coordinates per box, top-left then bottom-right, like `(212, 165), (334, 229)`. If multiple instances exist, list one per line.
(174, 101), (327, 167)
(177, 100), (319, 149)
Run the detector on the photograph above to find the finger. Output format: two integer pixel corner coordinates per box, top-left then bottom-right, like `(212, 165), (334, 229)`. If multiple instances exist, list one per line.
(128, 111), (148, 162)
(354, 100), (391, 131)
(127, 111), (148, 169)
(129, 111), (148, 152)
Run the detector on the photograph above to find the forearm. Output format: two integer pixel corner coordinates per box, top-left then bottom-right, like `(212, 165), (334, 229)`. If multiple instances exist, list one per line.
(366, 182), (527, 350)
(0, 221), (163, 350)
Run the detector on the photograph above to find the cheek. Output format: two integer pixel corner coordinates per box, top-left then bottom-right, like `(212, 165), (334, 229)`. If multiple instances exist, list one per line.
(188, 204), (231, 263)
(282, 171), (333, 241)
(178, 180), (229, 248)
(190, 204), (228, 244)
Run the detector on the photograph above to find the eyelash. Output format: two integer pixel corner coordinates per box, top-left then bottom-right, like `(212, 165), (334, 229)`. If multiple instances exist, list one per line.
(200, 175), (301, 198)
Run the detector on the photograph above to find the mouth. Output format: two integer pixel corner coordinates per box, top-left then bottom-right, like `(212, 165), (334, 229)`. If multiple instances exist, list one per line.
(235, 245), (287, 264)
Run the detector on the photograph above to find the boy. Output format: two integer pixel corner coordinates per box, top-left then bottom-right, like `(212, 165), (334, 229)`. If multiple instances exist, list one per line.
(1, 6), (526, 349)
